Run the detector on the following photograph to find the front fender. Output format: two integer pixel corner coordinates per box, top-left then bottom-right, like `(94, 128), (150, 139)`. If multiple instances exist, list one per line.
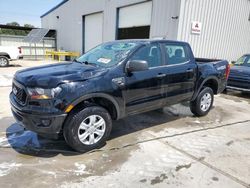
(70, 93), (123, 120)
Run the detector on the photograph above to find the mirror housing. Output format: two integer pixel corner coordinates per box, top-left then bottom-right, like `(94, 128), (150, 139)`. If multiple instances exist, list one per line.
(126, 60), (148, 73)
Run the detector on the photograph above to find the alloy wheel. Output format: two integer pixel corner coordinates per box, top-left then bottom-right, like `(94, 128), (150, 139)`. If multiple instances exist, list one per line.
(78, 115), (106, 145)
(200, 93), (212, 112)
(0, 57), (8, 66)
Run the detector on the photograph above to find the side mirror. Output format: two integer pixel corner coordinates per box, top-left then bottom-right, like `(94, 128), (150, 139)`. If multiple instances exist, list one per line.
(126, 60), (148, 73)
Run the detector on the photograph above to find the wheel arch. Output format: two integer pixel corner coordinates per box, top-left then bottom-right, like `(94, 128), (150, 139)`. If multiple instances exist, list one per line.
(0, 53), (11, 59)
(69, 93), (121, 120)
(192, 76), (219, 101)
(201, 77), (219, 94)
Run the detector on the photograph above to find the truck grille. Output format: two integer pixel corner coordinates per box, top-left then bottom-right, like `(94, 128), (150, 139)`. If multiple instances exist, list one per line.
(12, 82), (27, 105)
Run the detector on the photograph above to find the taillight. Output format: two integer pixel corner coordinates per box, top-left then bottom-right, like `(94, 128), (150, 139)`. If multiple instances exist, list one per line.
(18, 47), (22, 54)
(225, 64), (230, 80)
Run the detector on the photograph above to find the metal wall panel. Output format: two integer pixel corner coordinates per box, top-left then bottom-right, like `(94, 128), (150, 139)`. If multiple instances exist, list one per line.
(41, 0), (148, 53)
(41, 0), (250, 61)
(41, 0), (181, 53)
(177, 0), (250, 61)
(150, 0), (181, 39)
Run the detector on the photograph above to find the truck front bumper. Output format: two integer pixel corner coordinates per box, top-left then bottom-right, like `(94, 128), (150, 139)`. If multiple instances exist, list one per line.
(10, 93), (67, 139)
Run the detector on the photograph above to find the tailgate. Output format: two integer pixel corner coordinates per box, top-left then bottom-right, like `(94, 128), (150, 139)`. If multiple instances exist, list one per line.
(212, 60), (229, 75)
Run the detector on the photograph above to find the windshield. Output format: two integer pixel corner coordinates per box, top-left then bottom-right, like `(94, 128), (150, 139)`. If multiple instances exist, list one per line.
(76, 42), (139, 67)
(234, 55), (250, 67)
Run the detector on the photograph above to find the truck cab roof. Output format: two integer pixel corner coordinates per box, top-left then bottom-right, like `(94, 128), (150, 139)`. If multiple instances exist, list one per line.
(109, 39), (190, 46)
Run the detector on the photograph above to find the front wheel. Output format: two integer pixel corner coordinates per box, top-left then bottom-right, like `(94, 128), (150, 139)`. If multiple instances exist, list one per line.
(190, 87), (214, 117)
(63, 106), (112, 152)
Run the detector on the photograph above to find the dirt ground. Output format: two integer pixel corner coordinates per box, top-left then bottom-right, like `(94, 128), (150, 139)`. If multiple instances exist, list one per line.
(0, 60), (250, 188)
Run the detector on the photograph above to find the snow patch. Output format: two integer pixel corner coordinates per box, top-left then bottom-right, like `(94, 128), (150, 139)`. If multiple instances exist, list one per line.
(0, 136), (10, 147)
(0, 162), (22, 177)
(73, 162), (90, 176)
(0, 74), (13, 87)
(193, 119), (201, 124)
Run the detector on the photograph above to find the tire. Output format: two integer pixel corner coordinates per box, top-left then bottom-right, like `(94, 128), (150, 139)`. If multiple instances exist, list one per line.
(190, 87), (214, 117)
(0, 56), (9, 67)
(63, 105), (112, 152)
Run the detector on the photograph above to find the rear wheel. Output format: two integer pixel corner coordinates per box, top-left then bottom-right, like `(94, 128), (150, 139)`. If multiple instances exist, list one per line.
(190, 87), (214, 116)
(0, 56), (9, 67)
(63, 105), (112, 152)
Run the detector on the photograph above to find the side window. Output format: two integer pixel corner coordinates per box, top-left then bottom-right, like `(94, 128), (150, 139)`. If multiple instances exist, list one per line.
(163, 43), (190, 65)
(235, 56), (246, 65)
(130, 44), (161, 68)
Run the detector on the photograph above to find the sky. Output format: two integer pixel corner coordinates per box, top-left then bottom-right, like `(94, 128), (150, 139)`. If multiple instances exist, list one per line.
(0, 0), (62, 27)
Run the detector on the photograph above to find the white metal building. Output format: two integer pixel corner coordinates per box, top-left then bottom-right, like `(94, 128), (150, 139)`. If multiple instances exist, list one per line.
(41, 0), (250, 61)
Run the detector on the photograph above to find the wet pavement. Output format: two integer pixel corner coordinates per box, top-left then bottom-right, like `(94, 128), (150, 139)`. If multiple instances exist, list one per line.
(0, 61), (250, 188)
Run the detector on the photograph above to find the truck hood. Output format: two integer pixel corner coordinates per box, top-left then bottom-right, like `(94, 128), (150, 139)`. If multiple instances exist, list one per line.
(14, 62), (107, 88)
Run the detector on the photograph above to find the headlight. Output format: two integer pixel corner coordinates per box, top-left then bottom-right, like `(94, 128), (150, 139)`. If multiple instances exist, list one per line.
(27, 87), (62, 100)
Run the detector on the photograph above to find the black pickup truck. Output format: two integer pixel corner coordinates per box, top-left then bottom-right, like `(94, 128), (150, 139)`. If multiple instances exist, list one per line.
(10, 40), (230, 152)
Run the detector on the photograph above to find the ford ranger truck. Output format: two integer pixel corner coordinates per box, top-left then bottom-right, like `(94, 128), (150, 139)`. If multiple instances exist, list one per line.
(10, 40), (230, 152)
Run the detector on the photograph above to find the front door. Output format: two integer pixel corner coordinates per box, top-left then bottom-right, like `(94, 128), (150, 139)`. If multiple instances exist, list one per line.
(124, 43), (165, 115)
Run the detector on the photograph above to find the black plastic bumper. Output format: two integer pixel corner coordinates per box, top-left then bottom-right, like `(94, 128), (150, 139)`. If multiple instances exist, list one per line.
(10, 94), (67, 139)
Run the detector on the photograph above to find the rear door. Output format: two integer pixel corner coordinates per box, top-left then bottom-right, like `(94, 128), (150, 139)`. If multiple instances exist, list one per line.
(160, 42), (197, 104)
(124, 43), (165, 115)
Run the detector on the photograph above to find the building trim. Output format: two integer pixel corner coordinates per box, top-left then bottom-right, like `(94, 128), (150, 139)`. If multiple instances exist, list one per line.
(40, 0), (69, 18)
(115, 8), (119, 40)
(82, 15), (85, 54)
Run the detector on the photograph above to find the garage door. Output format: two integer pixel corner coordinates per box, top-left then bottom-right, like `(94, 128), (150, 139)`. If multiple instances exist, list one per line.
(84, 12), (103, 52)
(118, 1), (152, 39)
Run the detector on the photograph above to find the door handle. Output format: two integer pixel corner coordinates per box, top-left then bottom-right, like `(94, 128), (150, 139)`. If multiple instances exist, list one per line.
(186, 69), (194, 73)
(156, 73), (166, 78)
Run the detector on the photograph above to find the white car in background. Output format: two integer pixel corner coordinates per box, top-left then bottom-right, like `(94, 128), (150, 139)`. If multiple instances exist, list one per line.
(0, 46), (23, 67)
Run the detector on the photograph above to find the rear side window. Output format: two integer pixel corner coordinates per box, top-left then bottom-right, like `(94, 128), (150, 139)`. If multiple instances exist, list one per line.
(163, 43), (190, 65)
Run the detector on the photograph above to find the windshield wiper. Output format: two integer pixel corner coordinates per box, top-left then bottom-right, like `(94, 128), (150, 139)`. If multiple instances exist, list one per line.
(73, 59), (99, 67)
(73, 58), (81, 63)
(82, 61), (98, 67)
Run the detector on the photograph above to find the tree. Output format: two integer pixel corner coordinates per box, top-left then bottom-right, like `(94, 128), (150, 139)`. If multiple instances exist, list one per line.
(0, 22), (34, 36)
(24, 24), (34, 28)
(6, 22), (20, 27)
